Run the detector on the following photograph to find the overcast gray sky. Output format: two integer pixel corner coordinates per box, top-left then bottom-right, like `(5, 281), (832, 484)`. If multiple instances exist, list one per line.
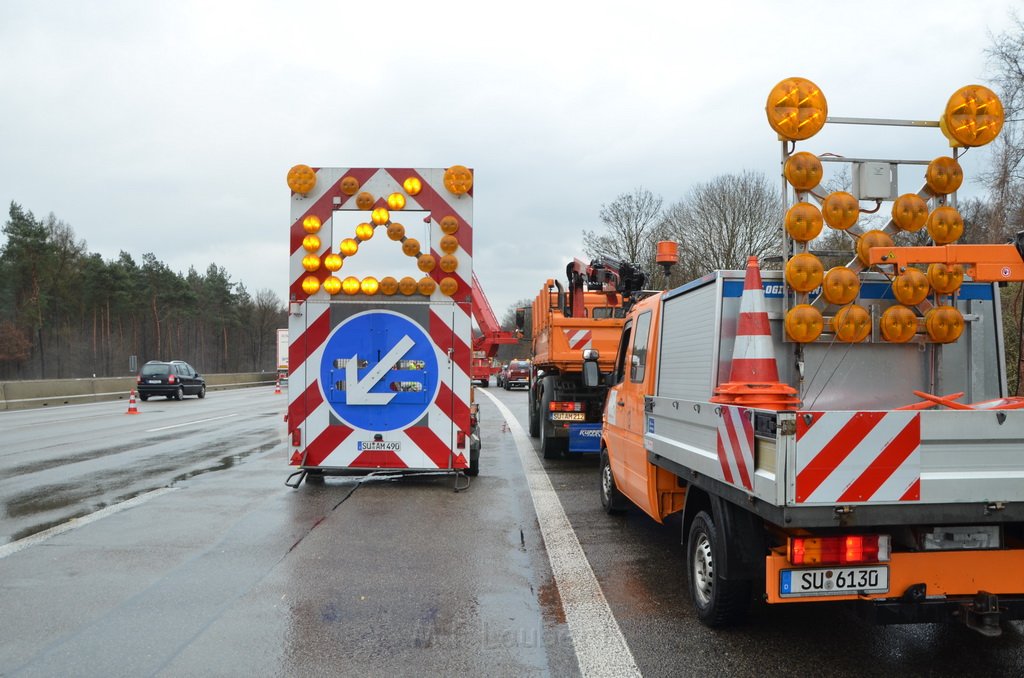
(1, 1), (1019, 319)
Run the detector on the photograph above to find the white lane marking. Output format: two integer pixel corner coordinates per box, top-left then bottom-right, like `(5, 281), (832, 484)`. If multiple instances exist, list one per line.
(477, 389), (641, 678)
(0, 488), (178, 559)
(146, 413), (240, 432)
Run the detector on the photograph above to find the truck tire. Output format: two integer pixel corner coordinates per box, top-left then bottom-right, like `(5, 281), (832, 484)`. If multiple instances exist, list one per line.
(466, 456), (479, 477)
(687, 510), (751, 627)
(599, 449), (627, 514)
(539, 378), (562, 459)
(527, 382), (540, 437)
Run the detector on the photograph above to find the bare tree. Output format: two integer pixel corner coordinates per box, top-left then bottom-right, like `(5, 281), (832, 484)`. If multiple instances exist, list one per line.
(583, 188), (664, 279)
(661, 171), (781, 281)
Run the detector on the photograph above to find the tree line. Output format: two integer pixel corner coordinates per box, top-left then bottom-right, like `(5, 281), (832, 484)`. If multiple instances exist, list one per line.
(0, 203), (287, 380)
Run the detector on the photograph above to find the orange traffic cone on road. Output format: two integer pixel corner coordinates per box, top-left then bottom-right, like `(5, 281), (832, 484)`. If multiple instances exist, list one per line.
(126, 390), (140, 415)
(274, 378), (282, 395)
(711, 256), (801, 411)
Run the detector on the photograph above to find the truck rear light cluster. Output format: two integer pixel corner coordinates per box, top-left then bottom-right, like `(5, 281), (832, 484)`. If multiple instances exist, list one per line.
(789, 535), (890, 565)
(549, 401), (582, 412)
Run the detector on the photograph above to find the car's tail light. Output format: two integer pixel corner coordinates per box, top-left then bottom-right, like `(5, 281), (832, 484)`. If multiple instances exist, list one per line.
(168, 374), (176, 383)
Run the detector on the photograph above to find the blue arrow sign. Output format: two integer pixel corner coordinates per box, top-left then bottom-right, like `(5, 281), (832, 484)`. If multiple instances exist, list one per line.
(320, 310), (441, 431)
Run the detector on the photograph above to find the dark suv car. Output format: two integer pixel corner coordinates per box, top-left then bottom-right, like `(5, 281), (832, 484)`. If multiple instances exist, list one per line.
(136, 360), (206, 401)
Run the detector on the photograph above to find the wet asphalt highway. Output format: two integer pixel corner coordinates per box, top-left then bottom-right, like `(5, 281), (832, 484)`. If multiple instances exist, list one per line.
(1, 385), (1023, 677)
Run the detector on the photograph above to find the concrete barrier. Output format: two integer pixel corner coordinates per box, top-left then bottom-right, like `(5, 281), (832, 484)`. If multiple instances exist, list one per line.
(0, 373), (278, 411)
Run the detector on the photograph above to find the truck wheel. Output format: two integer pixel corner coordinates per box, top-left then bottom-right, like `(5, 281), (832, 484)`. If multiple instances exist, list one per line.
(539, 379), (562, 459)
(687, 511), (751, 627)
(599, 449), (627, 514)
(466, 456), (479, 477)
(527, 384), (540, 437)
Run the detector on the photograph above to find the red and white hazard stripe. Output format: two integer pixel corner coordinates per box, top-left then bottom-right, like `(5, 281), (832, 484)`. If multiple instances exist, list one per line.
(564, 329), (593, 351)
(716, 406), (755, 491)
(795, 411), (921, 504)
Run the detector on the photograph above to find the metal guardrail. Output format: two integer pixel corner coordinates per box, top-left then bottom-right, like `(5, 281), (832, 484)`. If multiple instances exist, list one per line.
(0, 373), (279, 411)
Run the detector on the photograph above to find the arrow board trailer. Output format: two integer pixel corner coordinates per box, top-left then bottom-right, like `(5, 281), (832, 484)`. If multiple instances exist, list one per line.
(285, 166), (479, 478)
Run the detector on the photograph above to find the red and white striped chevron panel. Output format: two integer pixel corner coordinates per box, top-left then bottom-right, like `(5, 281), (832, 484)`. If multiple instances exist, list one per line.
(564, 329), (593, 351)
(795, 411), (921, 504)
(287, 167), (472, 472)
(716, 406), (755, 491)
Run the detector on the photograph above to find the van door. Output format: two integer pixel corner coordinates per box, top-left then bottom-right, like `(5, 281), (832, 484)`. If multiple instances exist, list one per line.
(604, 310), (653, 504)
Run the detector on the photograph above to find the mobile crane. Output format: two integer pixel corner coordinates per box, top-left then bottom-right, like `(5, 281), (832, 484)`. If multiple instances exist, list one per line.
(470, 272), (519, 386)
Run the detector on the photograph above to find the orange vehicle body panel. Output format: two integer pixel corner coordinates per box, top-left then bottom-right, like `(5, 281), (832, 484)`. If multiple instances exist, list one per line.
(531, 289), (625, 373)
(765, 547), (1024, 604)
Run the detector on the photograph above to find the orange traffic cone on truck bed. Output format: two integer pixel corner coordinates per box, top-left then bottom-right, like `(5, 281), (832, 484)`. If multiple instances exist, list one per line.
(126, 390), (140, 415)
(711, 256), (801, 411)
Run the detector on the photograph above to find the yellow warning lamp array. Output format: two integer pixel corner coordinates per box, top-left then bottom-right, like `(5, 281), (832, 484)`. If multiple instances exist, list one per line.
(941, 85), (1004, 148)
(766, 77), (828, 141)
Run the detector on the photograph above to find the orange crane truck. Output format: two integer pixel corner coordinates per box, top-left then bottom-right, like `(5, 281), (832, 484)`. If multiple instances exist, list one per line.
(593, 79), (1024, 634)
(522, 257), (645, 458)
(469, 272), (518, 387)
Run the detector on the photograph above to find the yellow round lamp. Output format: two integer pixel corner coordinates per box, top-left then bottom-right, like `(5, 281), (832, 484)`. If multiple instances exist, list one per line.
(856, 230), (894, 266)
(418, 276), (437, 295)
(302, 235), (321, 252)
(823, 192), (859, 231)
(832, 304), (871, 343)
(402, 238), (421, 257)
(440, 277), (459, 297)
(302, 254), (321, 272)
(880, 305), (918, 343)
(387, 222), (406, 241)
(925, 306), (965, 343)
(355, 223), (375, 241)
(784, 152), (824, 191)
(892, 268), (930, 306)
(440, 216), (459, 234)
(943, 85), (1004, 147)
(403, 176), (422, 196)
(784, 203), (824, 242)
(785, 304), (824, 343)
(891, 194), (929, 232)
(287, 164), (316, 194)
(822, 266), (860, 306)
(342, 276), (360, 295)
(301, 275), (321, 295)
(785, 253), (824, 292)
(443, 165), (473, 195)
(302, 215), (322, 234)
(360, 277), (379, 295)
(379, 276), (399, 295)
(371, 207), (390, 225)
(440, 234), (459, 254)
(926, 206), (963, 244)
(926, 157), (964, 195)
(765, 77), (827, 141)
(340, 238), (359, 256)
(417, 254), (437, 273)
(927, 263), (963, 295)
(323, 253), (342, 272)
(323, 276), (342, 295)
(440, 254), (459, 273)
(339, 176), (360, 196)
(398, 276), (418, 296)
(387, 193), (406, 210)
(355, 192), (375, 210)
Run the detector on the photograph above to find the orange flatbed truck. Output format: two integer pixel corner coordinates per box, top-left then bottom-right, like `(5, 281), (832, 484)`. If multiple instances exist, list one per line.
(523, 258), (645, 459)
(594, 78), (1024, 634)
